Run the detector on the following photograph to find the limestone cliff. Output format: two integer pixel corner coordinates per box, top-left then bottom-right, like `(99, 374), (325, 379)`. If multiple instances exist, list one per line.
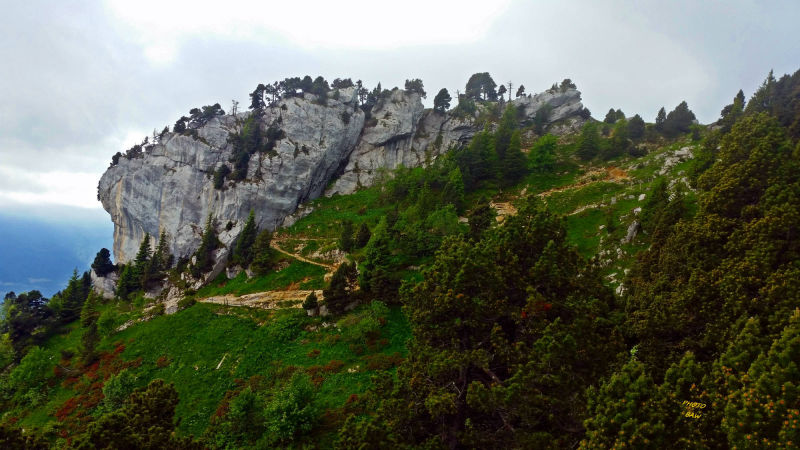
(98, 83), (585, 264)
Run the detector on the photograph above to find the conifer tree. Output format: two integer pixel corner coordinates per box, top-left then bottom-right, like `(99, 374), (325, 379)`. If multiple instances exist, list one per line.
(116, 265), (138, 300)
(353, 198), (622, 447)
(339, 220), (355, 252)
(576, 121), (601, 160)
(249, 230), (273, 276)
(191, 217), (219, 277)
(302, 291), (318, 312)
(628, 114), (646, 139)
(500, 130), (527, 185)
(323, 262), (358, 315)
(529, 134), (557, 172)
(80, 291), (100, 364)
(59, 269), (86, 324)
(233, 210), (258, 267)
(723, 313), (800, 447)
(359, 219), (396, 301)
(433, 88), (451, 113)
(654, 107), (667, 132)
(91, 248), (115, 276)
(355, 223), (371, 249)
(133, 234), (151, 286)
(147, 230), (171, 283)
(441, 168), (465, 213)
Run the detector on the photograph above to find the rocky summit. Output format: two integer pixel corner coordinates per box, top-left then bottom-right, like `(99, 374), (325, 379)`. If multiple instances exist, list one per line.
(98, 83), (585, 264)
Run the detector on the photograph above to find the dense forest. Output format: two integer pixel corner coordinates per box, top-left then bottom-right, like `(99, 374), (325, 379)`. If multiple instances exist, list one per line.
(2, 68), (799, 448)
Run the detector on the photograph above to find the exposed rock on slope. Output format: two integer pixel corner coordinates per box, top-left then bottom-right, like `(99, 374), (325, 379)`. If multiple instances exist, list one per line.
(98, 84), (585, 264)
(99, 92), (364, 262)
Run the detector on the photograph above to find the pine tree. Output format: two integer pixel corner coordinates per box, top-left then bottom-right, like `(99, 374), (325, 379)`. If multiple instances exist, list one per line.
(133, 234), (151, 287)
(355, 223), (371, 249)
(576, 121), (601, 160)
(323, 262), (358, 315)
(233, 210), (258, 267)
(80, 292), (100, 365)
(367, 198), (622, 447)
(59, 270), (86, 324)
(441, 168), (465, 213)
(339, 220), (355, 252)
(467, 201), (494, 241)
(302, 291), (318, 312)
(723, 313), (800, 447)
(628, 114), (646, 139)
(529, 134), (557, 172)
(91, 248), (115, 276)
(654, 107), (667, 132)
(147, 230), (171, 284)
(433, 88), (451, 113)
(191, 216), (219, 277)
(71, 379), (198, 449)
(500, 130), (527, 186)
(116, 264), (138, 300)
(249, 230), (273, 276)
(359, 219), (396, 301)
(604, 108), (618, 124)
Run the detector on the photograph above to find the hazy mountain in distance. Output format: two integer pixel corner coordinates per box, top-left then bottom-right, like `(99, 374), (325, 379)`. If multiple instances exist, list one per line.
(0, 205), (113, 297)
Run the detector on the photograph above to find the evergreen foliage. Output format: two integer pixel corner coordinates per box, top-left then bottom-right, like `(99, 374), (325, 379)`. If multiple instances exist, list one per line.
(339, 220), (355, 252)
(576, 121), (601, 160)
(433, 88), (451, 113)
(189, 217), (220, 278)
(233, 210), (258, 267)
(355, 223), (372, 249)
(403, 78), (426, 98)
(249, 229), (273, 276)
(529, 134), (557, 172)
(628, 113), (646, 139)
(345, 198), (622, 447)
(465, 72), (498, 101)
(323, 262), (358, 315)
(80, 292), (100, 364)
(91, 248), (115, 276)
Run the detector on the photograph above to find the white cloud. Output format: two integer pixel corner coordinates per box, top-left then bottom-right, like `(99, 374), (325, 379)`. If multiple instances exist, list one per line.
(0, 167), (104, 209)
(105, 0), (512, 63)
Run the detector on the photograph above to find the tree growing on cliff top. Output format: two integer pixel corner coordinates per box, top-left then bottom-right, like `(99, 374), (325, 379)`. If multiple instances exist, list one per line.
(433, 88), (451, 113)
(404, 79), (426, 98)
(91, 248), (115, 276)
(465, 72), (497, 101)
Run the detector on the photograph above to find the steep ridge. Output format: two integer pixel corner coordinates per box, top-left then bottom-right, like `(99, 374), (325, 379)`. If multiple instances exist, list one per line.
(98, 83), (586, 265)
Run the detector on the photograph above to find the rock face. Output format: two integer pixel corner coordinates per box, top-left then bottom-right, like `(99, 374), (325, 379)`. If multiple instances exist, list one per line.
(99, 92), (364, 262)
(90, 269), (118, 299)
(99, 84), (585, 264)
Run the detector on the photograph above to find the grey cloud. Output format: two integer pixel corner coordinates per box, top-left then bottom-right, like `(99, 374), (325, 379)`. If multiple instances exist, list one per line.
(0, 0), (797, 211)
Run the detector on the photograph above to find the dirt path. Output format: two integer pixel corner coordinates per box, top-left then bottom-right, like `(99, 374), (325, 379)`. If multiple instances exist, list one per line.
(269, 240), (335, 270)
(200, 289), (323, 309)
(537, 167), (629, 198)
(196, 238), (338, 310)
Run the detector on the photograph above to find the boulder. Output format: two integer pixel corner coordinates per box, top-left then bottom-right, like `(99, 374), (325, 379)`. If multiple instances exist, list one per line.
(90, 269), (118, 299)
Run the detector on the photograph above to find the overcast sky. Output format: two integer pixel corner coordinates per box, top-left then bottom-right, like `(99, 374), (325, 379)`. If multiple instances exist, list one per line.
(1, 0), (797, 213)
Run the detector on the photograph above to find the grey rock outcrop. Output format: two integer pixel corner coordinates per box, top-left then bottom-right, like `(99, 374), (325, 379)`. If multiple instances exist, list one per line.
(90, 269), (118, 299)
(512, 87), (584, 123)
(99, 93), (364, 262)
(99, 82), (586, 265)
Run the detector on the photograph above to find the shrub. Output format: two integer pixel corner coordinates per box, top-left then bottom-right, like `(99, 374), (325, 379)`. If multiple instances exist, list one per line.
(302, 292), (318, 311)
(264, 373), (318, 444)
(97, 309), (120, 337)
(101, 369), (138, 412)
